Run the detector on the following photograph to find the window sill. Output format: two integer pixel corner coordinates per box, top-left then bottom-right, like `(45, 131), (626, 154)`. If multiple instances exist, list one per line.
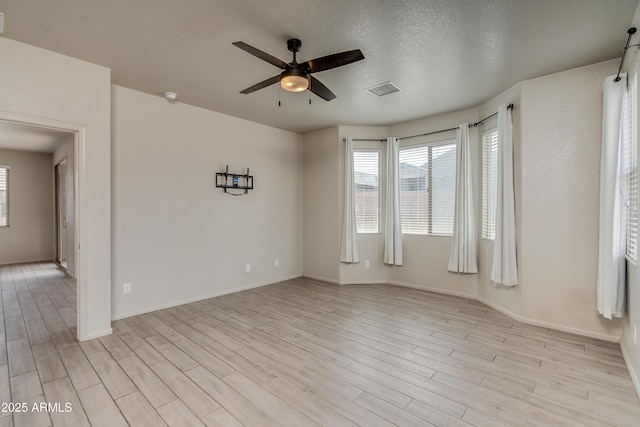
(402, 233), (452, 238)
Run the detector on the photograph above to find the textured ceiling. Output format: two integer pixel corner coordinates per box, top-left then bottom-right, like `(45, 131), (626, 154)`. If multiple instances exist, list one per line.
(0, 0), (638, 133)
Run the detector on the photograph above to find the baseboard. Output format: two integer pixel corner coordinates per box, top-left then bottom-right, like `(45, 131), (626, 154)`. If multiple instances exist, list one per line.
(80, 327), (113, 341)
(518, 314), (619, 342)
(301, 274), (340, 285)
(112, 274), (302, 321)
(620, 339), (640, 400)
(474, 294), (523, 321)
(0, 258), (53, 266)
(389, 280), (620, 342)
(340, 279), (388, 285)
(388, 280), (476, 299)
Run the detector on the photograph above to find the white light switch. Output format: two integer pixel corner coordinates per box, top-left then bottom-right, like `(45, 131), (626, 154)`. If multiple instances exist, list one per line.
(0, 12), (4, 34)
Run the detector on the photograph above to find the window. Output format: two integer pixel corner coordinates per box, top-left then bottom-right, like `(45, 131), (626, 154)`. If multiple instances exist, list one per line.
(625, 73), (638, 261)
(353, 150), (380, 233)
(0, 166), (8, 227)
(399, 140), (456, 235)
(482, 128), (498, 240)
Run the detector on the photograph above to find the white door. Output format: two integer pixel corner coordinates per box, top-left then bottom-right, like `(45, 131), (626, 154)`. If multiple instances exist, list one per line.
(55, 159), (68, 269)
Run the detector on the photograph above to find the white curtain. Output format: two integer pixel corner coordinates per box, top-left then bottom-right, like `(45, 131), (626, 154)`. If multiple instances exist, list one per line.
(384, 137), (403, 265)
(340, 137), (359, 263)
(491, 104), (518, 286)
(597, 74), (627, 319)
(448, 124), (478, 273)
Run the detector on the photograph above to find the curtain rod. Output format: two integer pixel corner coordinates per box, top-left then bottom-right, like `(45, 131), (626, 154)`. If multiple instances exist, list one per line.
(473, 103), (514, 127)
(398, 103), (514, 140)
(615, 27), (637, 82)
(343, 103), (514, 143)
(343, 138), (386, 142)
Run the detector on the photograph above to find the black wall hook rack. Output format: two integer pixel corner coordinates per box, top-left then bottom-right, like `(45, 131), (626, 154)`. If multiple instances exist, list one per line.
(216, 165), (253, 195)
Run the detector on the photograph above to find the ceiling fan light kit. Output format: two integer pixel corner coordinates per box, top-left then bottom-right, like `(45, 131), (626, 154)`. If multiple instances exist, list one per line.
(233, 38), (364, 101)
(280, 68), (309, 92)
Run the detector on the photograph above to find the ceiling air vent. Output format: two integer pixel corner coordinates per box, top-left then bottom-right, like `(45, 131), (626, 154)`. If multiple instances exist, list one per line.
(366, 81), (401, 97)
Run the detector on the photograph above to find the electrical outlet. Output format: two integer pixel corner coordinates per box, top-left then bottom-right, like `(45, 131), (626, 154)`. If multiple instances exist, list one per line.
(364, 260), (370, 268)
(0, 12), (4, 34)
(274, 259), (280, 267)
(123, 282), (131, 294)
(245, 263), (251, 273)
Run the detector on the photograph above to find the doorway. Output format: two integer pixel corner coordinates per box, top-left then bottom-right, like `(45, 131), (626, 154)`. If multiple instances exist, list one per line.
(0, 114), (84, 338)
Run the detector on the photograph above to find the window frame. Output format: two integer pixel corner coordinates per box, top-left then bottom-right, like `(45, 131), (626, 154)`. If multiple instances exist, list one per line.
(353, 148), (381, 234)
(0, 165), (9, 228)
(481, 127), (498, 241)
(399, 139), (457, 237)
(625, 72), (638, 263)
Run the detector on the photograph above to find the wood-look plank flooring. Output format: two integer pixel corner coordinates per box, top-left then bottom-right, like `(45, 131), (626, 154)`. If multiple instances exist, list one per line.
(1, 262), (639, 426)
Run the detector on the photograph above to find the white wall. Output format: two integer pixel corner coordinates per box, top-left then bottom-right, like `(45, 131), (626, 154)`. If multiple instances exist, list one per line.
(111, 85), (303, 319)
(303, 127), (341, 283)
(518, 60), (621, 339)
(0, 149), (54, 264)
(0, 37), (111, 340)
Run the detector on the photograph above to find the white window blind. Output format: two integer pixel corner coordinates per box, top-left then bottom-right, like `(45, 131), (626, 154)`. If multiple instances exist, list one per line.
(482, 128), (498, 240)
(353, 150), (380, 233)
(0, 166), (8, 227)
(399, 140), (456, 235)
(626, 73), (638, 261)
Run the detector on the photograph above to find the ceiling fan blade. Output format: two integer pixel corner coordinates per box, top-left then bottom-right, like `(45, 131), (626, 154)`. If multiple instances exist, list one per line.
(233, 41), (289, 69)
(239, 75), (281, 94)
(309, 76), (336, 101)
(302, 49), (364, 73)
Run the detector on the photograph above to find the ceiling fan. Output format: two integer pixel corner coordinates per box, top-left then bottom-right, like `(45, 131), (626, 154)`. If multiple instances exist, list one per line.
(233, 38), (364, 101)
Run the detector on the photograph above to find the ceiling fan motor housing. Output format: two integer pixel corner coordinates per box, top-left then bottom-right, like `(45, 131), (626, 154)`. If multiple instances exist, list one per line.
(287, 38), (302, 53)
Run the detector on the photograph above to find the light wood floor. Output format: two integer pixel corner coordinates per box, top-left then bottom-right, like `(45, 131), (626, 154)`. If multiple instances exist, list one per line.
(1, 262), (640, 427)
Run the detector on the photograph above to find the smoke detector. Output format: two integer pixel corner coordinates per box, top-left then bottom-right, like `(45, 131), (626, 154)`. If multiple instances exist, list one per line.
(164, 92), (177, 101)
